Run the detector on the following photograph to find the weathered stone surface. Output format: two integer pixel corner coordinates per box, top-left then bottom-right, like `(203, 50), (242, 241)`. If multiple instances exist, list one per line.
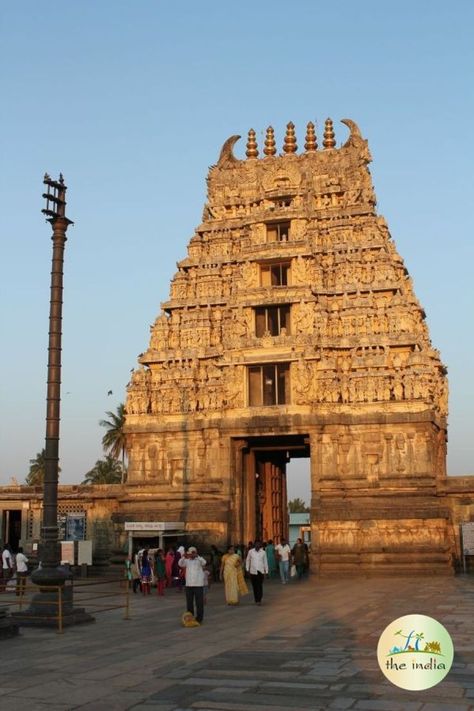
(123, 119), (452, 572)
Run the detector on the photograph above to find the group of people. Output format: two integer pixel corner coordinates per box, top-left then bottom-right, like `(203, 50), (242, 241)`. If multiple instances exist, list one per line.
(270, 537), (310, 583)
(1, 543), (29, 595)
(126, 545), (209, 625)
(220, 537), (310, 606)
(127, 537), (310, 625)
(126, 545), (211, 601)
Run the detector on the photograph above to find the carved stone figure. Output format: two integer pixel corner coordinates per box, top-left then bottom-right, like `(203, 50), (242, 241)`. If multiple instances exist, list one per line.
(294, 301), (314, 335)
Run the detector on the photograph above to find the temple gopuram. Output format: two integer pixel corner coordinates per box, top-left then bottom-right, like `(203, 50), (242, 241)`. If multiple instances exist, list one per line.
(1, 118), (474, 573)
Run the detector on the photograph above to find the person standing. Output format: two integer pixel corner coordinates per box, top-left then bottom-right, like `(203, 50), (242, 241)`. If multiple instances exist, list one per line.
(245, 540), (268, 605)
(178, 546), (206, 624)
(1, 544), (13, 592)
(139, 549), (152, 595)
(220, 545), (248, 605)
(265, 539), (278, 578)
(291, 538), (308, 579)
(130, 554), (141, 593)
(165, 546), (174, 588)
(173, 547), (185, 591)
(275, 537), (291, 584)
(15, 547), (28, 596)
(203, 565), (211, 604)
(155, 549), (166, 596)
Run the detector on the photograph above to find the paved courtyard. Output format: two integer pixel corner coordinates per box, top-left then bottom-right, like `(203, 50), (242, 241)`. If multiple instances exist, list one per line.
(1, 574), (474, 710)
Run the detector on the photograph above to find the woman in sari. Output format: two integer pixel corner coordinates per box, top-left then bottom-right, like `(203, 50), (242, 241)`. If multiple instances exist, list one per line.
(165, 547), (175, 587)
(155, 549), (166, 596)
(220, 545), (248, 605)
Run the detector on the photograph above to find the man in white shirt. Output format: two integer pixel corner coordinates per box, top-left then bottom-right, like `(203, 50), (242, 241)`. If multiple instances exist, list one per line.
(15, 547), (28, 597)
(178, 546), (206, 624)
(275, 537), (292, 584)
(245, 541), (268, 605)
(1, 544), (13, 592)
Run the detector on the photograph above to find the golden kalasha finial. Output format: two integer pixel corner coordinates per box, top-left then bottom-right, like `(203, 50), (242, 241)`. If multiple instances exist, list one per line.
(323, 118), (336, 149)
(263, 126), (276, 156)
(305, 121), (318, 151)
(283, 121), (298, 154)
(246, 129), (259, 159)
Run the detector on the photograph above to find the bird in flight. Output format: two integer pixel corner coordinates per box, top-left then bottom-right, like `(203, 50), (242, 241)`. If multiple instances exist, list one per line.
(107, 390), (113, 396)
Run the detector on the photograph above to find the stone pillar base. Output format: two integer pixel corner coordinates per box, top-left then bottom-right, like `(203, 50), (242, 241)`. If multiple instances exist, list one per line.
(0, 607), (19, 638)
(12, 566), (95, 629)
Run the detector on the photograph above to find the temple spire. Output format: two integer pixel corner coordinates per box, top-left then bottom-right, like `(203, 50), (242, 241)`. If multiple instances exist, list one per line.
(246, 129), (259, 158)
(323, 118), (336, 149)
(305, 121), (318, 151)
(263, 126), (276, 156)
(283, 121), (297, 154)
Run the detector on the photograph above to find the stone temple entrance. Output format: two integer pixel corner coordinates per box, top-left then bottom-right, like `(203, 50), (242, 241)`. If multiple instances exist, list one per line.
(238, 435), (310, 544)
(124, 118), (452, 574)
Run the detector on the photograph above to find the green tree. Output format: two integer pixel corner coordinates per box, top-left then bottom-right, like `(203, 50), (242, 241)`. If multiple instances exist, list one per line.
(25, 449), (61, 486)
(82, 456), (123, 485)
(26, 449), (46, 486)
(99, 403), (127, 483)
(288, 497), (310, 513)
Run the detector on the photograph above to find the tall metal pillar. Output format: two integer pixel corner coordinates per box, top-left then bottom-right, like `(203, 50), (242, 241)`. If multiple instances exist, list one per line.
(35, 174), (73, 581)
(15, 175), (92, 627)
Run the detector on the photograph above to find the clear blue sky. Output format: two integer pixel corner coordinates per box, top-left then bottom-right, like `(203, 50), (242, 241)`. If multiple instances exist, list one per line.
(1, 2), (473, 499)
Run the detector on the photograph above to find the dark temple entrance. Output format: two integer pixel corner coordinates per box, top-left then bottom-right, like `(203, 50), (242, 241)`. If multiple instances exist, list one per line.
(237, 434), (310, 545)
(2, 509), (22, 551)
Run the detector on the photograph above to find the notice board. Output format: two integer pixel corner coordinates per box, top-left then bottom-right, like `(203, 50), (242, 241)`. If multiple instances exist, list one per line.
(461, 522), (474, 555)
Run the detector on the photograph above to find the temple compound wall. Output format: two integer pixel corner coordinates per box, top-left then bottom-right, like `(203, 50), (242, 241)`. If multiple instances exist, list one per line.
(1, 118), (473, 574)
(1, 478), (474, 572)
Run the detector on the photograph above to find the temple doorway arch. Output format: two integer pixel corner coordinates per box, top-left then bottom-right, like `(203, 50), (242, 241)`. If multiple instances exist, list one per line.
(234, 434), (310, 545)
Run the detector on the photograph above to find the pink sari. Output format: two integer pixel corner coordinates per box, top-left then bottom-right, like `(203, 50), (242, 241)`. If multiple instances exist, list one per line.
(165, 551), (174, 586)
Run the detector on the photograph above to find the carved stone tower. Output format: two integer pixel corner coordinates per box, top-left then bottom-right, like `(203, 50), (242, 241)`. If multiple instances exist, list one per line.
(125, 118), (451, 574)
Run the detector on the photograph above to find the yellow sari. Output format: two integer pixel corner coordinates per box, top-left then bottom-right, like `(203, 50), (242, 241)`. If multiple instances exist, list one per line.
(222, 552), (248, 604)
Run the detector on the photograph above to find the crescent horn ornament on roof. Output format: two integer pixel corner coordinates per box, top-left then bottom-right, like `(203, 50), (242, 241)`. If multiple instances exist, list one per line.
(340, 118), (371, 162)
(341, 118), (363, 145)
(217, 135), (241, 166)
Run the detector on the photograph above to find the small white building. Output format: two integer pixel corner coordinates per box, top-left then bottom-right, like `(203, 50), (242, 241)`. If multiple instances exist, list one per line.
(289, 513), (310, 549)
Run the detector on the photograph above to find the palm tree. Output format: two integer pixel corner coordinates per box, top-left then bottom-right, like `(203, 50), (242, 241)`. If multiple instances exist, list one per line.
(99, 403), (127, 483)
(25, 449), (61, 486)
(26, 449), (46, 486)
(82, 456), (123, 485)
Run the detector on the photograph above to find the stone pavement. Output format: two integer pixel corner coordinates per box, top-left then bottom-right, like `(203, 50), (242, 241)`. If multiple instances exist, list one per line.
(1, 574), (474, 710)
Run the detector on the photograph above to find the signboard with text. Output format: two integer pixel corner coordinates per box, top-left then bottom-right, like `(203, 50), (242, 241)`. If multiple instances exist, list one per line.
(461, 522), (474, 555)
(78, 540), (92, 566)
(58, 512), (86, 541)
(57, 514), (67, 541)
(66, 513), (85, 541)
(124, 521), (184, 532)
(60, 541), (75, 565)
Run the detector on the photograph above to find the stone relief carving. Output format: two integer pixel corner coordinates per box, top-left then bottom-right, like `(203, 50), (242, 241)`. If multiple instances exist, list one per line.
(120, 120), (452, 575)
(126, 118), (447, 495)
